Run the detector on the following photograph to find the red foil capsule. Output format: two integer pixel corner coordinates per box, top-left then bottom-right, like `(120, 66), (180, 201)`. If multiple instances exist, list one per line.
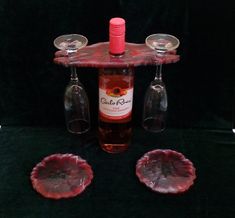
(109, 17), (125, 55)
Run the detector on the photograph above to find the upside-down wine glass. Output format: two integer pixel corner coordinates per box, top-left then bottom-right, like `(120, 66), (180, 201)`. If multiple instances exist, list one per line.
(54, 34), (90, 134)
(143, 34), (180, 132)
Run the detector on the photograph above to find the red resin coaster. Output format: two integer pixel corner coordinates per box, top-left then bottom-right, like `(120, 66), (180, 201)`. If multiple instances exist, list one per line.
(136, 149), (196, 194)
(54, 42), (180, 68)
(31, 154), (93, 199)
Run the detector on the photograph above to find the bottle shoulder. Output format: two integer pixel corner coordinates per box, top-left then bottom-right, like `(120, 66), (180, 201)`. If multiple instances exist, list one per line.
(99, 67), (134, 76)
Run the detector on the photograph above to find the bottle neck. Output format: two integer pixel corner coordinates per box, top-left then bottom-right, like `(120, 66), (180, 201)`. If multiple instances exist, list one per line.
(109, 35), (125, 55)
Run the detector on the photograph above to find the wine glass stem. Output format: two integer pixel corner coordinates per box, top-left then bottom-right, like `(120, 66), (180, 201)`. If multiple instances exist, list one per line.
(155, 64), (162, 81)
(67, 49), (78, 82)
(70, 66), (78, 81)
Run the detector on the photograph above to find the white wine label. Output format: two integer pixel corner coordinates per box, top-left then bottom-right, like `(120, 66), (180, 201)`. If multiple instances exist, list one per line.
(99, 87), (133, 120)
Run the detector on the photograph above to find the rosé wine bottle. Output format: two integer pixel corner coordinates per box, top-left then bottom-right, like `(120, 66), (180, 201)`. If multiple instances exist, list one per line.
(98, 18), (134, 153)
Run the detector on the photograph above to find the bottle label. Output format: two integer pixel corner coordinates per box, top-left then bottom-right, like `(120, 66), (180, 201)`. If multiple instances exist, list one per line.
(99, 87), (133, 120)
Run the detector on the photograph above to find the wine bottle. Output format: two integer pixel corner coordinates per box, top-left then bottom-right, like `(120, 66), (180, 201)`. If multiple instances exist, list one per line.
(98, 17), (134, 153)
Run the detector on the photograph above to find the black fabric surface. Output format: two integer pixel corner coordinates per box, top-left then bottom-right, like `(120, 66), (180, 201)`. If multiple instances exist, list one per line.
(0, 127), (235, 218)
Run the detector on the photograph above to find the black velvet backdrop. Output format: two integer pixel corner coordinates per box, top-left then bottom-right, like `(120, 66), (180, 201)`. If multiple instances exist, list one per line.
(0, 0), (233, 129)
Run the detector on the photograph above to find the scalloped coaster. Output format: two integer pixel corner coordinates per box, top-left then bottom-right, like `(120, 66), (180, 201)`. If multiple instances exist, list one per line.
(31, 154), (93, 199)
(136, 149), (196, 194)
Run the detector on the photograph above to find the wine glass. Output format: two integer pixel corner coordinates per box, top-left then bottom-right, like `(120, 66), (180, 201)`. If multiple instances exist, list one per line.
(54, 34), (90, 134)
(143, 34), (179, 132)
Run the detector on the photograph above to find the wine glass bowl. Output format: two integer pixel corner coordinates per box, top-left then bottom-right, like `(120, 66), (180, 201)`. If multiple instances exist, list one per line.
(143, 77), (167, 132)
(64, 82), (90, 134)
(54, 34), (90, 134)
